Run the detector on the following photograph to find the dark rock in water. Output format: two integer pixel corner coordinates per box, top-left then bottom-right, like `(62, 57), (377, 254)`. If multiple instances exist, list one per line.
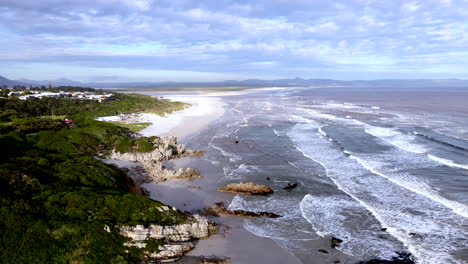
(318, 249), (329, 254)
(331, 237), (343, 248)
(266, 177), (270, 180)
(357, 252), (415, 264)
(235, 140), (239, 144)
(283, 183), (298, 190)
(381, 228), (387, 231)
(333, 261), (341, 264)
(206, 204), (281, 218)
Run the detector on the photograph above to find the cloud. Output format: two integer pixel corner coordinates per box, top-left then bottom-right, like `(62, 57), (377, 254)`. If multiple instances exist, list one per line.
(0, 0), (467, 81)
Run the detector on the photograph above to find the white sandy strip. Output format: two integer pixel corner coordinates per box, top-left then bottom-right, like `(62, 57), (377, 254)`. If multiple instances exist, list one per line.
(137, 95), (225, 140)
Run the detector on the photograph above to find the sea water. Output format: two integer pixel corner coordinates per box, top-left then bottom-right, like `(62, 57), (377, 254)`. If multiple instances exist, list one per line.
(185, 87), (468, 264)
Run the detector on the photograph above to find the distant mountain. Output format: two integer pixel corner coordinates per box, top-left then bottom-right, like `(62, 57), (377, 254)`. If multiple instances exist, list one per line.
(2, 74), (468, 89)
(0, 75), (26, 87)
(90, 78), (468, 89)
(17, 78), (85, 87)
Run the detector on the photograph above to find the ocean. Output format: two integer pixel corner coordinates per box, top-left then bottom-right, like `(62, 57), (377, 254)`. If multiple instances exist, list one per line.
(170, 87), (468, 263)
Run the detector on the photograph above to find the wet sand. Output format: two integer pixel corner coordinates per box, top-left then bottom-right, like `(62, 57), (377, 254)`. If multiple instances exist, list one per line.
(136, 92), (307, 263)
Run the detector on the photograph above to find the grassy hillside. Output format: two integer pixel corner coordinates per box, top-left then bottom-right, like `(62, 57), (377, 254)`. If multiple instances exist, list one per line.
(0, 92), (189, 263)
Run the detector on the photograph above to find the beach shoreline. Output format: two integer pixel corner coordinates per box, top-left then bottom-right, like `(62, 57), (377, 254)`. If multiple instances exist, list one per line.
(132, 91), (308, 263)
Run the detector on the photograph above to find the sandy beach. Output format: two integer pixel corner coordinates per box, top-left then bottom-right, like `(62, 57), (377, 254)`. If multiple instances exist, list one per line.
(134, 91), (307, 263)
(137, 94), (225, 142)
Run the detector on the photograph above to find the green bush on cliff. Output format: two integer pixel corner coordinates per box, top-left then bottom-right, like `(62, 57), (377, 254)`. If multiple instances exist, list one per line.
(115, 136), (159, 153)
(0, 91), (190, 263)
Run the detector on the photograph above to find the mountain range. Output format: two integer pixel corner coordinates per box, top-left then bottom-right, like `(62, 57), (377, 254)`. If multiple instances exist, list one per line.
(1, 75), (468, 89)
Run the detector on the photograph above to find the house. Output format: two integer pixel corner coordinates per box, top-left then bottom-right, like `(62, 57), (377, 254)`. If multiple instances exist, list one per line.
(63, 119), (73, 125)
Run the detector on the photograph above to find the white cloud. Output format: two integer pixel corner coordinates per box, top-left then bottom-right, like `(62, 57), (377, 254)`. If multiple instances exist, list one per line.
(402, 2), (421, 12)
(1, 0), (468, 80)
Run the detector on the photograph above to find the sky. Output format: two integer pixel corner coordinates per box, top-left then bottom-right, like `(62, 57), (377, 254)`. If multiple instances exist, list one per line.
(0, 0), (467, 82)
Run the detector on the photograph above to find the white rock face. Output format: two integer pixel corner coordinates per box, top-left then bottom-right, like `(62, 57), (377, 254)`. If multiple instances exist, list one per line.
(118, 215), (217, 262)
(119, 215), (216, 242)
(108, 136), (211, 262)
(144, 162), (201, 182)
(150, 243), (195, 260)
(109, 136), (186, 163)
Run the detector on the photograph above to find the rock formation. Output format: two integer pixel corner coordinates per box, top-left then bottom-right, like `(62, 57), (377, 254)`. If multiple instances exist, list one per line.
(144, 162), (202, 182)
(110, 136), (203, 183)
(283, 183), (298, 190)
(331, 237), (343, 248)
(107, 136), (210, 261)
(109, 136), (202, 163)
(205, 203), (281, 218)
(217, 182), (273, 195)
(116, 214), (217, 262)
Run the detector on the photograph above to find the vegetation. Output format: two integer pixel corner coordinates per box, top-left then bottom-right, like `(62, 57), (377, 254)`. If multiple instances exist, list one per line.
(0, 93), (187, 120)
(0, 90), (189, 263)
(115, 136), (163, 153)
(112, 122), (152, 132)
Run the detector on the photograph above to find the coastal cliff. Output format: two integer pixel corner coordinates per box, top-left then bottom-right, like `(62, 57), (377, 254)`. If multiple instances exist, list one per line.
(116, 215), (217, 262)
(110, 136), (203, 182)
(110, 136), (202, 163)
(107, 135), (209, 261)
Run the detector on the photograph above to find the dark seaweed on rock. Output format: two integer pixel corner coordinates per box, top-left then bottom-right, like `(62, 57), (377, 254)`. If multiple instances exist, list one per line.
(206, 203), (281, 218)
(357, 252), (416, 264)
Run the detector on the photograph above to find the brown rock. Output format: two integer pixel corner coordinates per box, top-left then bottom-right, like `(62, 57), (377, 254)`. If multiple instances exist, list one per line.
(218, 182), (273, 195)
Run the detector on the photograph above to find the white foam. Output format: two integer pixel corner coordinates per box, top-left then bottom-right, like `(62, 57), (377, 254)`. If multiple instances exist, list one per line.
(288, 123), (467, 263)
(318, 127), (327, 136)
(228, 195), (319, 241)
(208, 141), (242, 162)
(223, 164), (258, 179)
(360, 122), (428, 154)
(349, 154), (468, 218)
(428, 154), (468, 171)
(300, 194), (403, 259)
(273, 129), (280, 137)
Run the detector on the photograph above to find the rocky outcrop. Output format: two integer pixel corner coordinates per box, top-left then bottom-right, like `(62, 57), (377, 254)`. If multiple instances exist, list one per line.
(119, 215), (216, 242)
(145, 162), (202, 182)
(358, 252), (415, 264)
(109, 136), (185, 163)
(283, 183), (298, 190)
(116, 215), (217, 262)
(110, 136), (204, 183)
(217, 182), (273, 195)
(331, 237), (343, 248)
(205, 203), (281, 218)
(109, 136), (203, 163)
(126, 163), (202, 183)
